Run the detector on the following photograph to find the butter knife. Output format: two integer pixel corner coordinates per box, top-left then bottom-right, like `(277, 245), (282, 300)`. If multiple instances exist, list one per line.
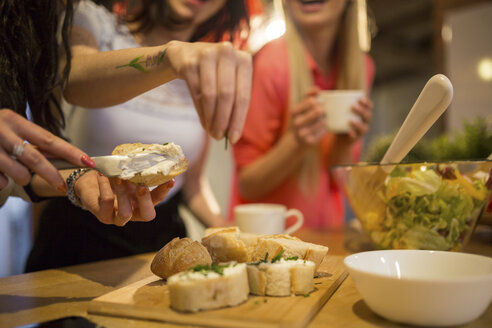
(49, 153), (169, 178)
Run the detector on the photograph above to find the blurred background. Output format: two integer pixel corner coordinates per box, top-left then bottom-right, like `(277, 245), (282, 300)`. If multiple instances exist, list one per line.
(0, 0), (491, 277)
(206, 0), (492, 219)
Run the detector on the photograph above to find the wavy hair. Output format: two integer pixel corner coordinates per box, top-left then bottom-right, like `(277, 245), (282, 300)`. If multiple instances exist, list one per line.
(0, 0), (74, 137)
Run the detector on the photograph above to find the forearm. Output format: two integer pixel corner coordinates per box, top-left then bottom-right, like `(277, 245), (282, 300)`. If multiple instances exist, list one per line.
(238, 131), (309, 201)
(65, 45), (176, 108)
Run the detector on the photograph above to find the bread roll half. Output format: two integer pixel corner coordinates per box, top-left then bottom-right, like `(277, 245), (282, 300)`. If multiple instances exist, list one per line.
(151, 237), (212, 279)
(112, 142), (188, 186)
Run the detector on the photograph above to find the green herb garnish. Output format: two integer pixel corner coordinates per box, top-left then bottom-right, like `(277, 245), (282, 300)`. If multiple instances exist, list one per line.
(190, 263), (229, 276)
(303, 293), (310, 298)
(285, 256), (298, 261)
(271, 250), (285, 263)
(163, 142), (169, 146)
(263, 252), (269, 262)
(263, 299), (268, 303)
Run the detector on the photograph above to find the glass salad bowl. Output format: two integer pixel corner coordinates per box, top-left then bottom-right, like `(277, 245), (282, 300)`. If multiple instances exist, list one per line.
(333, 160), (492, 251)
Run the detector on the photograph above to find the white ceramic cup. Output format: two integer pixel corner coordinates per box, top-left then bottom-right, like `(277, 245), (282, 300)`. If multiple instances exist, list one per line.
(318, 89), (364, 133)
(234, 203), (304, 235)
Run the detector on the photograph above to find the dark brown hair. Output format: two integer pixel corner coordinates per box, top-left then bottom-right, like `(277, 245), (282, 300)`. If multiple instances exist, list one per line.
(127, 0), (249, 43)
(0, 0), (74, 137)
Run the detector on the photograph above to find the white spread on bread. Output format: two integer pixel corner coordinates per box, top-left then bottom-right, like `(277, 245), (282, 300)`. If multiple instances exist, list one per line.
(247, 257), (315, 296)
(167, 262), (249, 312)
(118, 143), (185, 180)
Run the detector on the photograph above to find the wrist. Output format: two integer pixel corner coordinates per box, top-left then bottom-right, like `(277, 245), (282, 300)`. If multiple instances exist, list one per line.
(66, 168), (92, 209)
(283, 130), (310, 154)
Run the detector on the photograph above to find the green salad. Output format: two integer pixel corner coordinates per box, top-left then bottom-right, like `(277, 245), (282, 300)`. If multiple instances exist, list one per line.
(365, 164), (491, 250)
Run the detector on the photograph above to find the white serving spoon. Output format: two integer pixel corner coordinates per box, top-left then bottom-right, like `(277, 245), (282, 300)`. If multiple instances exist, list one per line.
(381, 73), (454, 167)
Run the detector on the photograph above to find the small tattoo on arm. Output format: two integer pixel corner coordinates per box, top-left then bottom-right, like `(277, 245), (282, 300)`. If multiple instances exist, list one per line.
(116, 49), (167, 73)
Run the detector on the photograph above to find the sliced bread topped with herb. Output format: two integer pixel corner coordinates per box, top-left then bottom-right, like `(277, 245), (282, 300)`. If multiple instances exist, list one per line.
(167, 262), (249, 312)
(247, 252), (315, 297)
(251, 235), (328, 272)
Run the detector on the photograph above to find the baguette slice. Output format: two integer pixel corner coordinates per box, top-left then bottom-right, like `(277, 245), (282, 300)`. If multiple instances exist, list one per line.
(112, 142), (188, 186)
(247, 259), (315, 296)
(151, 237), (212, 279)
(251, 235), (329, 272)
(201, 227), (249, 262)
(167, 262), (249, 312)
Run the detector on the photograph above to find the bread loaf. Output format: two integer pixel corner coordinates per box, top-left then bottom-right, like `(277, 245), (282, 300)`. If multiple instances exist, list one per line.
(167, 262), (249, 312)
(151, 237), (212, 279)
(247, 258), (315, 296)
(112, 142), (188, 186)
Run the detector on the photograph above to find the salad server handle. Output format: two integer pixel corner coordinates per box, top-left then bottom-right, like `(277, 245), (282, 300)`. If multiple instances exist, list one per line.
(381, 74), (453, 166)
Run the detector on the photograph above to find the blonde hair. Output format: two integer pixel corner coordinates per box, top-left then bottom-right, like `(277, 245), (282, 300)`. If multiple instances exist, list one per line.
(283, 0), (368, 194)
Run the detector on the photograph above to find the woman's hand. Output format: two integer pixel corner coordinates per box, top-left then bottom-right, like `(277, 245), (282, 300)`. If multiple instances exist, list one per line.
(165, 41), (252, 143)
(75, 170), (174, 226)
(290, 88), (327, 145)
(0, 109), (95, 191)
(347, 96), (373, 140)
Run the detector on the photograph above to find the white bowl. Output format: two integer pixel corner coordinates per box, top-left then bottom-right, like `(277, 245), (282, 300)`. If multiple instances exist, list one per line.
(344, 250), (492, 326)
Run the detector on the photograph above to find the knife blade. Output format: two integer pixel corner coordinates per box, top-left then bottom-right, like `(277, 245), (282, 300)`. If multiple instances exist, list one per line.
(49, 153), (170, 178)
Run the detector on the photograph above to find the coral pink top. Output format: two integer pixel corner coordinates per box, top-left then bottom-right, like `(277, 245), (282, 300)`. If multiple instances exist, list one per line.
(230, 37), (375, 228)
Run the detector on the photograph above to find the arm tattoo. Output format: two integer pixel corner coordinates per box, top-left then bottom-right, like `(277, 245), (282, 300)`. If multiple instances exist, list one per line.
(116, 49), (167, 73)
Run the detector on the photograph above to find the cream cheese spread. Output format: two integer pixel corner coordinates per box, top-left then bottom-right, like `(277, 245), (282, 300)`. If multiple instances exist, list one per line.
(119, 143), (185, 179)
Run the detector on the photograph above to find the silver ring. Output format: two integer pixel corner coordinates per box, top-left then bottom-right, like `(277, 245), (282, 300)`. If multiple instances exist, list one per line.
(11, 141), (27, 160)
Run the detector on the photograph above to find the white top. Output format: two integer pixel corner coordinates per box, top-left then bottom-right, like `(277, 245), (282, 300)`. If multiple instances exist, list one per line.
(64, 0), (205, 198)
(0, 177), (30, 207)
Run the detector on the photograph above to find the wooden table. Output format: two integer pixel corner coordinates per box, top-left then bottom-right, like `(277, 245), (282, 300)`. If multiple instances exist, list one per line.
(0, 223), (491, 328)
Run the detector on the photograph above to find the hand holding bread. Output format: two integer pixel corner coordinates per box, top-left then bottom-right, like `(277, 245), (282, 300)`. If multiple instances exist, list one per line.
(75, 169), (174, 226)
(76, 142), (187, 226)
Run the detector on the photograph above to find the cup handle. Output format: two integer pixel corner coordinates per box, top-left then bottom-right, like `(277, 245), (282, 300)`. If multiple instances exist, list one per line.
(283, 209), (304, 235)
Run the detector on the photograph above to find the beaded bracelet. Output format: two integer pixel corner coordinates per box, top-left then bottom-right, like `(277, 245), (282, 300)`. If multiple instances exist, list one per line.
(66, 168), (91, 209)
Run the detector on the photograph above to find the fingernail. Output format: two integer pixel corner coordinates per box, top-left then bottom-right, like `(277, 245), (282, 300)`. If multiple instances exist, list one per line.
(58, 182), (67, 193)
(230, 131), (241, 144)
(167, 179), (175, 188)
(214, 131), (224, 140)
(97, 171), (104, 176)
(81, 154), (96, 168)
(137, 186), (148, 196)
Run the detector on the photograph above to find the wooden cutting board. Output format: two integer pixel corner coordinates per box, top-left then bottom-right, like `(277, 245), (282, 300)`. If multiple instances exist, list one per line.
(88, 255), (347, 328)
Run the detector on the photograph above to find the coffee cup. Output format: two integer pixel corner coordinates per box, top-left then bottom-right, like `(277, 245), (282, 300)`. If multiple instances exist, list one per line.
(234, 203), (304, 235)
(318, 89), (364, 133)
